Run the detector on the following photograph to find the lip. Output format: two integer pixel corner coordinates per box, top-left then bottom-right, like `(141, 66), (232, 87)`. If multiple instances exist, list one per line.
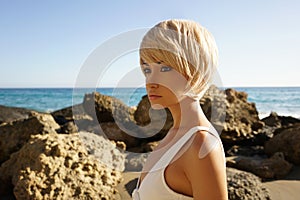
(148, 94), (162, 100)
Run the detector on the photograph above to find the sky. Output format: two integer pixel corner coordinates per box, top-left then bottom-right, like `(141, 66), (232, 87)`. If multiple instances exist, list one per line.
(0, 0), (299, 88)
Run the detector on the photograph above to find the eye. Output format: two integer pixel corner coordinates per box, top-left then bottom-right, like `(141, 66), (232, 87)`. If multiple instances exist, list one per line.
(143, 67), (151, 74)
(160, 66), (172, 72)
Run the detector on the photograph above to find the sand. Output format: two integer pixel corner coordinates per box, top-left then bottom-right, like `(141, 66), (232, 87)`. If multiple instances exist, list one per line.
(116, 171), (139, 200)
(262, 166), (300, 200)
(263, 180), (300, 200)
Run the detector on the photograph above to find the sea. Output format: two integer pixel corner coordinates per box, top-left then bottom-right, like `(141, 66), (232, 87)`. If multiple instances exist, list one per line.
(0, 87), (299, 120)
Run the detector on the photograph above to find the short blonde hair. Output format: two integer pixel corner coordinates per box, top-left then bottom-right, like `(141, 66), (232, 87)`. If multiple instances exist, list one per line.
(140, 19), (219, 100)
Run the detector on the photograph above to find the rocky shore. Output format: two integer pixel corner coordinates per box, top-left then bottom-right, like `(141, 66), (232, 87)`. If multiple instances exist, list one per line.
(0, 86), (299, 199)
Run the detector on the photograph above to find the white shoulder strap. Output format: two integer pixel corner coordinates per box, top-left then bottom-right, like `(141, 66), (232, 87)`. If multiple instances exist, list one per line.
(150, 125), (212, 172)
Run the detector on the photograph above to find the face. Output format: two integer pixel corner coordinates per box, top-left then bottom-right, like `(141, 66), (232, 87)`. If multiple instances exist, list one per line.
(141, 60), (189, 109)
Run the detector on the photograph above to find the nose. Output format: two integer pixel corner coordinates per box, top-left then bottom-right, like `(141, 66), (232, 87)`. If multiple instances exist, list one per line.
(145, 71), (159, 89)
(146, 83), (159, 89)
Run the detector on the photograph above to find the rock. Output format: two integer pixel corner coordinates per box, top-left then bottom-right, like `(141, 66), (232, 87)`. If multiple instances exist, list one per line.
(98, 122), (140, 148)
(200, 85), (227, 133)
(256, 125), (276, 140)
(82, 92), (135, 124)
(265, 124), (300, 165)
(114, 140), (127, 151)
(227, 167), (271, 200)
(127, 141), (159, 154)
(78, 131), (126, 172)
(261, 112), (282, 127)
(201, 86), (265, 146)
(73, 121), (140, 149)
(82, 92), (144, 147)
(224, 88), (263, 142)
(124, 141), (159, 171)
(0, 113), (60, 164)
(279, 116), (300, 127)
(51, 104), (91, 134)
(52, 94), (142, 149)
(125, 153), (149, 172)
(226, 152), (293, 179)
(0, 105), (39, 125)
(226, 145), (265, 157)
(0, 133), (123, 199)
(134, 95), (173, 140)
(51, 104), (86, 123)
(59, 121), (78, 134)
(258, 152), (293, 179)
(262, 111), (300, 128)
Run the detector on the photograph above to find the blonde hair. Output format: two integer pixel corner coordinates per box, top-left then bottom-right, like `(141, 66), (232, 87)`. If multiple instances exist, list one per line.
(140, 19), (219, 100)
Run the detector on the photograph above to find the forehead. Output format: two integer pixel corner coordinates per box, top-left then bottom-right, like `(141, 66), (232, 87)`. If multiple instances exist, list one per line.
(140, 48), (165, 63)
(140, 58), (162, 66)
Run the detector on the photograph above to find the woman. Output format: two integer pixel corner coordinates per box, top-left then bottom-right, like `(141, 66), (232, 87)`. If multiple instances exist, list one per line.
(132, 19), (228, 200)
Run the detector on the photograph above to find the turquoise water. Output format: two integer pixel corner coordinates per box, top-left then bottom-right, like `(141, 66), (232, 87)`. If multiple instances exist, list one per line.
(0, 88), (146, 112)
(234, 87), (300, 119)
(0, 87), (299, 119)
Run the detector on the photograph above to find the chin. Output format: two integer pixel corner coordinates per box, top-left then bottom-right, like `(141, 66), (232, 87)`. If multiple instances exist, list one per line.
(150, 103), (166, 110)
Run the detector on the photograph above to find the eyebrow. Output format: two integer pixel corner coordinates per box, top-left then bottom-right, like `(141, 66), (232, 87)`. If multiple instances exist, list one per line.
(142, 60), (163, 65)
(141, 59), (149, 66)
(142, 62), (149, 66)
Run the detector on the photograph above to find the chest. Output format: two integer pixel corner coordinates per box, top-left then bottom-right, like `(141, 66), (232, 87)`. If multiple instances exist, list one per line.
(139, 144), (192, 196)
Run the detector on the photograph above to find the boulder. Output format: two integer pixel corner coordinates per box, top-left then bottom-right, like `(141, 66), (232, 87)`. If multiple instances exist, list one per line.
(125, 153), (149, 172)
(261, 112), (300, 128)
(82, 92), (135, 124)
(265, 124), (300, 165)
(134, 95), (173, 140)
(0, 113), (60, 164)
(98, 122), (140, 148)
(226, 152), (293, 179)
(125, 141), (159, 171)
(200, 85), (228, 133)
(227, 167), (271, 200)
(51, 104), (92, 134)
(71, 120), (140, 149)
(201, 87), (265, 145)
(51, 104), (86, 123)
(261, 112), (300, 127)
(0, 133), (123, 199)
(0, 105), (39, 125)
(82, 92), (145, 147)
(261, 112), (282, 128)
(226, 145), (265, 157)
(78, 131), (126, 172)
(127, 141), (159, 154)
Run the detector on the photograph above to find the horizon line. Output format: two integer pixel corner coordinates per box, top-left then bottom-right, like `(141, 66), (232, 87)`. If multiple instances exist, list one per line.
(1, 85), (300, 89)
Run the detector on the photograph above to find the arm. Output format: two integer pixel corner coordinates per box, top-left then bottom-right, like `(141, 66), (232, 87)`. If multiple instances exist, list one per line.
(184, 131), (228, 200)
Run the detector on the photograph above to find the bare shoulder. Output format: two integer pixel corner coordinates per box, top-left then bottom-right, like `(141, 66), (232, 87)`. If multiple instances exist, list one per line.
(186, 130), (223, 158)
(182, 130), (228, 199)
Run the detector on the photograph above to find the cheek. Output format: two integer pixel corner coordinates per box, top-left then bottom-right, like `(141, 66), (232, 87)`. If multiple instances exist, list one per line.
(146, 71), (188, 92)
(164, 72), (188, 95)
(159, 86), (184, 106)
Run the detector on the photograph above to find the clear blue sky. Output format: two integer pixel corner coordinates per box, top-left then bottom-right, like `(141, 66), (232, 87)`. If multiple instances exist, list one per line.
(0, 0), (299, 88)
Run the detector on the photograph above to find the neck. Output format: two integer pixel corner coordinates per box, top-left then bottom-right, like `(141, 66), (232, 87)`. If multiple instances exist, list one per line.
(167, 97), (210, 131)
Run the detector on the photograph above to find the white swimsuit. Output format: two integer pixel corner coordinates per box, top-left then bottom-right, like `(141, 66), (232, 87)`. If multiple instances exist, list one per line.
(132, 126), (225, 200)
